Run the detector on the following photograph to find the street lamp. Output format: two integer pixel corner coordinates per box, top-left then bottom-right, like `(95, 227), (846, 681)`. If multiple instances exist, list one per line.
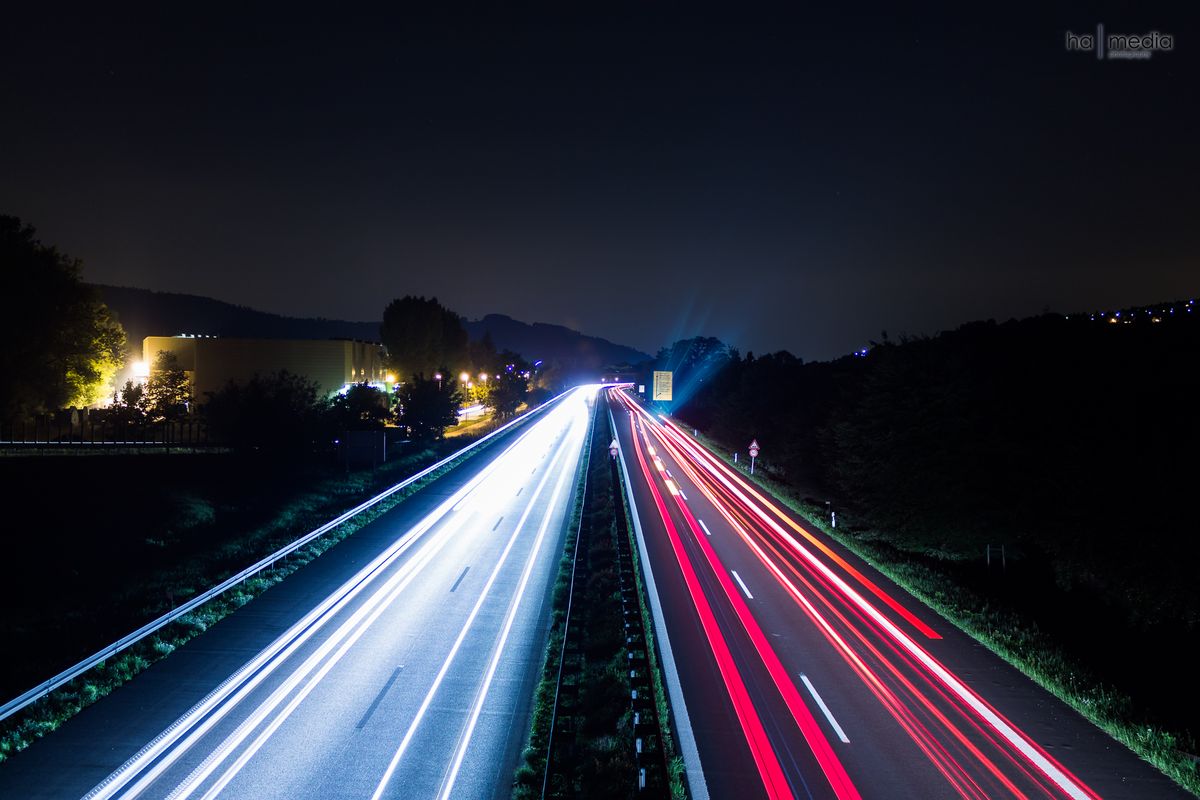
(459, 371), (470, 383)
(434, 372), (443, 390)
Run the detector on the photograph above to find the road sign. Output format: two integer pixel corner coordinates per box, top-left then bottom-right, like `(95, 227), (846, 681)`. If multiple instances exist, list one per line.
(610, 438), (619, 459)
(652, 371), (673, 401)
(748, 439), (760, 458)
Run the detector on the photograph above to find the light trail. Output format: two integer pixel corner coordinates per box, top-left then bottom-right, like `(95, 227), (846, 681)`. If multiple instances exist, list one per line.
(371, 390), (592, 800)
(626, 412), (795, 799)
(87, 389), (592, 800)
(630, 410), (861, 800)
(436, 394), (591, 799)
(618, 390), (1102, 800)
(369, 423), (576, 800)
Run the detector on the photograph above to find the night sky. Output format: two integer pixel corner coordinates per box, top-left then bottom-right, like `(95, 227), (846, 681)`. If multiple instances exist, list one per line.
(3, 5), (1197, 361)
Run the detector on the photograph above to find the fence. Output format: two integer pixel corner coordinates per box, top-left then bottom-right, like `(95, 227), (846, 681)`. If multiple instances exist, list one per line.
(0, 413), (212, 448)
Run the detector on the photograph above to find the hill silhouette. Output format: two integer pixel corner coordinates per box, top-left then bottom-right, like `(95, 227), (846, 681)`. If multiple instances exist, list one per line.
(94, 285), (650, 369)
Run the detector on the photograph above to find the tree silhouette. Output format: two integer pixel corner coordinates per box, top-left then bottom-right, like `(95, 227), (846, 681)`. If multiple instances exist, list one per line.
(380, 296), (468, 379)
(0, 215), (126, 418)
(396, 374), (462, 440)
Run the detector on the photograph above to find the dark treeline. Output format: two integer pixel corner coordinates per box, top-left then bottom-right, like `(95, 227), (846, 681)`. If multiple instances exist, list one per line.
(668, 301), (1200, 722)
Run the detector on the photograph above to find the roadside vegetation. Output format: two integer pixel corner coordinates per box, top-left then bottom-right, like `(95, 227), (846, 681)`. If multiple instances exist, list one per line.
(515, 394), (683, 799)
(658, 305), (1200, 795)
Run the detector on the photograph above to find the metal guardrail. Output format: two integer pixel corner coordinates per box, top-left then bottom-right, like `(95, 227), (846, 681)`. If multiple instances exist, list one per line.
(540, 391), (598, 797)
(0, 391), (571, 725)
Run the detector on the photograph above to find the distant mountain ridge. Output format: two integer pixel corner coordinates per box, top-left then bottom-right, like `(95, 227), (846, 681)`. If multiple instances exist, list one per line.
(93, 285), (650, 367)
(463, 313), (649, 367)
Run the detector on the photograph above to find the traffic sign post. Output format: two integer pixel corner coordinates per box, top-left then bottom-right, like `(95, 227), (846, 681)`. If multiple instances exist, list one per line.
(748, 439), (760, 475)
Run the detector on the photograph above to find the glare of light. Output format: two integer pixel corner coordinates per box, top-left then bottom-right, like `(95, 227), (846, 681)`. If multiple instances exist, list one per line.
(479, 373), (488, 381)
(386, 373), (396, 383)
(132, 360), (150, 378)
(434, 373), (442, 380)
(460, 372), (470, 382)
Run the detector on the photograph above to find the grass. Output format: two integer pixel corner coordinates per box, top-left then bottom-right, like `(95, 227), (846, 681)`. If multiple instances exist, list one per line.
(512, 398), (595, 799)
(515, 394), (686, 799)
(0, 416), (540, 765)
(682, 425), (1200, 797)
(444, 410), (496, 438)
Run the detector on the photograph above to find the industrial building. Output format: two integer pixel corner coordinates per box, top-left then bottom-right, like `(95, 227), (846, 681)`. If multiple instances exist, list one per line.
(141, 335), (387, 398)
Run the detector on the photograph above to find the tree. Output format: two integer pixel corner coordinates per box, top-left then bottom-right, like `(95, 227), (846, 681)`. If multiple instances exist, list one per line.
(111, 380), (148, 424)
(482, 349), (531, 420)
(380, 296), (469, 379)
(328, 383), (389, 431)
(0, 215), (126, 418)
(203, 371), (326, 454)
(143, 351), (192, 421)
(396, 374), (462, 441)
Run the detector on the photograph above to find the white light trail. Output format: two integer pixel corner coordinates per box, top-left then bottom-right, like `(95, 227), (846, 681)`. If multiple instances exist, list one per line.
(89, 390), (586, 800)
(436, 394), (591, 799)
(369, 398), (586, 800)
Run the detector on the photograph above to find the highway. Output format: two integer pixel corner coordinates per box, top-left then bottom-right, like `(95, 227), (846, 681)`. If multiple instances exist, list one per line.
(609, 388), (1189, 800)
(0, 386), (597, 800)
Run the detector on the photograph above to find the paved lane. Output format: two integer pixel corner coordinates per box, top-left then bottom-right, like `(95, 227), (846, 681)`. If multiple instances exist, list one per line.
(610, 387), (1188, 800)
(0, 386), (597, 800)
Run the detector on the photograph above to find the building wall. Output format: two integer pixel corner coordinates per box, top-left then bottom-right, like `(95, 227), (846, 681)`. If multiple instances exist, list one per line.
(143, 336), (386, 398)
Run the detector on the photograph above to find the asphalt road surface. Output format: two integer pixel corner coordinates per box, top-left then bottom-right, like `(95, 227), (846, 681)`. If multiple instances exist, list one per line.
(609, 387), (1189, 800)
(0, 386), (597, 800)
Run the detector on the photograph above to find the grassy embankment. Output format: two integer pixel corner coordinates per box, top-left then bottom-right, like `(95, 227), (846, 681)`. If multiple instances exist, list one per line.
(0, 415), (526, 764)
(514, 396), (684, 799)
(684, 424), (1200, 797)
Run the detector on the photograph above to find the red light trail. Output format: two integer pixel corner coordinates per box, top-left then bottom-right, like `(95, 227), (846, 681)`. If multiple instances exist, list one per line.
(612, 388), (1102, 800)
